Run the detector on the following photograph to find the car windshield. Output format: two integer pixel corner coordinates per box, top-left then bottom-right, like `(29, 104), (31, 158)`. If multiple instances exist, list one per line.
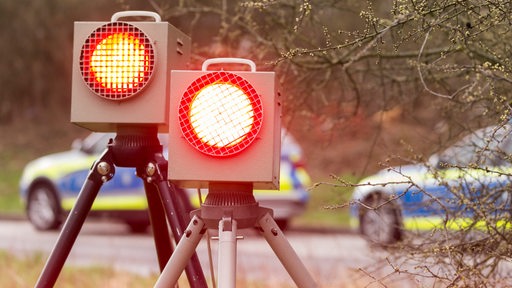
(433, 124), (512, 167)
(79, 133), (114, 154)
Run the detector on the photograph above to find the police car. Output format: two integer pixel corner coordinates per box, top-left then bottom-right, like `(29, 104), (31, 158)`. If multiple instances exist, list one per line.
(19, 131), (310, 232)
(351, 124), (512, 244)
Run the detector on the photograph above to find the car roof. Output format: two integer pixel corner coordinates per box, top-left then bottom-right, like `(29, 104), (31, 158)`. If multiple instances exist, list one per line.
(434, 124), (512, 166)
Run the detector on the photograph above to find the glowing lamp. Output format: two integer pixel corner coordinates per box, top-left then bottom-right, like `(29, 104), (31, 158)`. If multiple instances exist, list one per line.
(71, 11), (190, 132)
(168, 58), (281, 189)
(80, 22), (155, 100)
(179, 71), (263, 157)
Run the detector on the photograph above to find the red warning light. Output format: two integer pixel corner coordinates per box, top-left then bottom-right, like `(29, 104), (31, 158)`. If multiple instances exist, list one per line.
(80, 22), (155, 100)
(178, 71), (263, 157)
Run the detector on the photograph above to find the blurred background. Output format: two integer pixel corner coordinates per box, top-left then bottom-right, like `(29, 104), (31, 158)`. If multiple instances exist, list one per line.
(1, 0), (508, 226)
(3, 1), (512, 286)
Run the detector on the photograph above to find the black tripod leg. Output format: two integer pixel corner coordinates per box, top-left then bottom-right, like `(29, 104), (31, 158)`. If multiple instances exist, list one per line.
(35, 149), (114, 288)
(141, 156), (207, 288)
(143, 181), (173, 271)
(158, 182), (207, 287)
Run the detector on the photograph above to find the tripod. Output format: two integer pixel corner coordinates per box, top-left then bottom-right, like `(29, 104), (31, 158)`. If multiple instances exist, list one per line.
(154, 182), (318, 288)
(35, 126), (207, 287)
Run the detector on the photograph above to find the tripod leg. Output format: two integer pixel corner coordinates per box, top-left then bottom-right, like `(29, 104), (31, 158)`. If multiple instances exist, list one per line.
(143, 181), (173, 271)
(159, 182), (208, 287)
(155, 214), (206, 288)
(258, 212), (318, 288)
(218, 217), (238, 288)
(35, 150), (114, 288)
(142, 156), (207, 287)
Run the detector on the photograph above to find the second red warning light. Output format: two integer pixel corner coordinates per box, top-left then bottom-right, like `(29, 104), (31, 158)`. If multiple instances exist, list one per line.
(168, 58), (281, 190)
(178, 70), (263, 157)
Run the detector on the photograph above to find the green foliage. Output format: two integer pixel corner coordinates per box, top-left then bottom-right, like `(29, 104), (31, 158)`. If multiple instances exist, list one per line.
(294, 174), (358, 229)
(0, 168), (23, 212)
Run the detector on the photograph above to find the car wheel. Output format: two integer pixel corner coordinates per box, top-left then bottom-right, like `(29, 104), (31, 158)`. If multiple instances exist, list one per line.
(359, 192), (402, 245)
(27, 183), (62, 231)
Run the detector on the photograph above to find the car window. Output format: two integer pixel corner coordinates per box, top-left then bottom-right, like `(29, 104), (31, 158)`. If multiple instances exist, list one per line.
(437, 124), (512, 167)
(158, 134), (168, 146)
(281, 130), (302, 157)
(81, 133), (114, 154)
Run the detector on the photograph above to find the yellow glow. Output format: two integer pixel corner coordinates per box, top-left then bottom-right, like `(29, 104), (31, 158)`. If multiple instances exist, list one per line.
(90, 33), (148, 92)
(189, 83), (254, 148)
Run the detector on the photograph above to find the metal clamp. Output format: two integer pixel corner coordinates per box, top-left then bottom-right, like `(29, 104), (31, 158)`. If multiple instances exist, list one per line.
(111, 11), (162, 22)
(202, 58), (257, 72)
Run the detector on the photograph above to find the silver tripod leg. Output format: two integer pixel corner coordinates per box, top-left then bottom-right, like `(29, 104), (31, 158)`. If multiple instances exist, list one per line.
(258, 212), (318, 288)
(155, 210), (317, 288)
(217, 217), (238, 288)
(154, 215), (205, 288)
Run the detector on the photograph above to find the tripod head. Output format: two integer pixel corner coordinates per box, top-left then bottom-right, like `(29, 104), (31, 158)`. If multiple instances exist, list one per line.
(108, 126), (163, 168)
(197, 182), (270, 229)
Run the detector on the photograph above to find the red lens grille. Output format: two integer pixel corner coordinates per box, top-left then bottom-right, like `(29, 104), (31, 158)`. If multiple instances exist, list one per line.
(80, 22), (155, 100)
(179, 71), (263, 157)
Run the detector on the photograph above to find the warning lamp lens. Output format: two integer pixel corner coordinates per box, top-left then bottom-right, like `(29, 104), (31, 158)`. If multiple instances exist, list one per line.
(179, 72), (263, 156)
(80, 22), (155, 100)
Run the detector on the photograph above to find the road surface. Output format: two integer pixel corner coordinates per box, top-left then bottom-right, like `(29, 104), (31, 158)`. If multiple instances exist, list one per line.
(0, 220), (415, 287)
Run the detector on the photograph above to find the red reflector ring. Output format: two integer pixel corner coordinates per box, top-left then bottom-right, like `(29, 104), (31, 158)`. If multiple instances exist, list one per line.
(80, 22), (155, 100)
(179, 71), (263, 157)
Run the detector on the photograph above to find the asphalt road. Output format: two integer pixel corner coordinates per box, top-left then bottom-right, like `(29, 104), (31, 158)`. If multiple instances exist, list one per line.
(0, 219), (416, 287)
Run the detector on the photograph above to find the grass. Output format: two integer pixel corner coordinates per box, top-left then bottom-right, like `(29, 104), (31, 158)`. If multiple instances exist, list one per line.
(0, 250), (159, 288)
(292, 174), (358, 229)
(0, 167), (23, 212)
(1, 250), (317, 287)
